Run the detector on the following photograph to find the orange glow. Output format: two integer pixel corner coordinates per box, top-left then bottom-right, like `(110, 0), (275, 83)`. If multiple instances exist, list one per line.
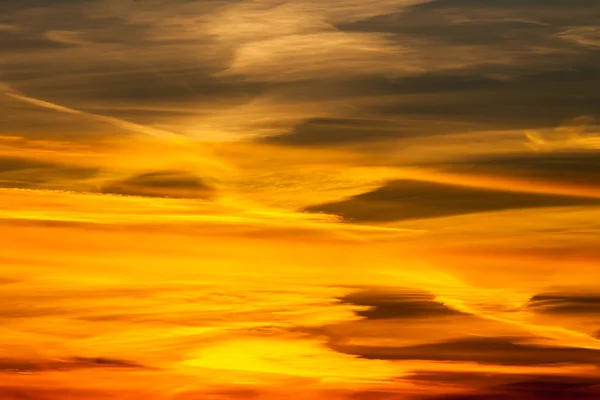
(2, 1), (600, 399)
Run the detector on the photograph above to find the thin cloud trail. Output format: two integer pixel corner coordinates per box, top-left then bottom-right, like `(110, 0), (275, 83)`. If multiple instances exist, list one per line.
(43, 29), (201, 97)
(424, 275), (600, 350)
(397, 168), (600, 200)
(0, 82), (230, 173)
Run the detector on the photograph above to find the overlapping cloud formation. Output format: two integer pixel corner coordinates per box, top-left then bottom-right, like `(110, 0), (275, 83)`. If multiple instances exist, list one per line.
(1, 0), (600, 399)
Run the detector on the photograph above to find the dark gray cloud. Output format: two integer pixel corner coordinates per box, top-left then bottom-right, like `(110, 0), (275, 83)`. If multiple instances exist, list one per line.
(0, 29), (69, 51)
(339, 289), (464, 320)
(0, 156), (98, 189)
(101, 170), (215, 199)
(264, 118), (414, 146)
(442, 151), (600, 188)
(264, 68), (600, 145)
(415, 375), (600, 400)
(337, 0), (600, 59)
(350, 391), (406, 400)
(304, 180), (600, 223)
(372, 79), (600, 131)
(259, 0), (600, 146)
(262, 62), (600, 146)
(412, 0), (599, 17)
(528, 293), (600, 315)
(0, 156), (67, 172)
(331, 336), (600, 365)
(0, 356), (146, 373)
(2, 0), (599, 148)
(0, 94), (135, 140)
(353, 373), (600, 400)
(339, 0), (600, 36)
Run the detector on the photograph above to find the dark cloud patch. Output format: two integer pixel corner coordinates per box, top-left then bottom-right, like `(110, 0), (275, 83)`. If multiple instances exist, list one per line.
(0, 0), (93, 10)
(350, 391), (405, 400)
(101, 171), (215, 199)
(0, 54), (265, 104)
(0, 386), (140, 400)
(340, 0), (600, 36)
(0, 2), (248, 123)
(528, 293), (600, 315)
(0, 156), (98, 189)
(0, 93), (140, 140)
(78, 74), (262, 106)
(260, 74), (510, 145)
(68, 357), (145, 368)
(169, 388), (264, 400)
(0, 156), (75, 173)
(261, 67), (600, 146)
(304, 180), (600, 223)
(337, 9), (560, 47)
(0, 356), (146, 373)
(339, 289), (464, 320)
(327, 0), (600, 138)
(263, 68), (600, 147)
(402, 0), (600, 41)
(496, 378), (600, 398)
(445, 151), (600, 189)
(1, 60), (253, 114)
(263, 118), (415, 146)
(407, 371), (509, 387)
(0, 305), (65, 319)
(408, 371), (600, 397)
(413, 0), (599, 13)
(265, 67), (600, 148)
(416, 375), (600, 400)
(0, 0), (139, 40)
(335, 0), (600, 84)
(0, 30), (70, 52)
(201, 389), (262, 399)
(371, 76), (600, 132)
(3, 0), (599, 148)
(332, 336), (600, 365)
(345, 74), (510, 97)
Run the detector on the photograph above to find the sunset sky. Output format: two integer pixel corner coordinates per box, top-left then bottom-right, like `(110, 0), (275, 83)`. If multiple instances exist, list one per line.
(1, 0), (600, 399)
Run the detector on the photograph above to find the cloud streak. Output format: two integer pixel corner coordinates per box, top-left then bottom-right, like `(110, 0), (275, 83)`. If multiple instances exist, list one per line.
(1, 0), (600, 398)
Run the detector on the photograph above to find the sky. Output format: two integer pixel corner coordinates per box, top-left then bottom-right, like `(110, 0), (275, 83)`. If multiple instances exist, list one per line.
(1, 0), (600, 399)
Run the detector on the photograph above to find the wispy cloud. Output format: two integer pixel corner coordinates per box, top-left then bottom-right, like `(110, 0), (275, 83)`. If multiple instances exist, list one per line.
(2, 0), (600, 398)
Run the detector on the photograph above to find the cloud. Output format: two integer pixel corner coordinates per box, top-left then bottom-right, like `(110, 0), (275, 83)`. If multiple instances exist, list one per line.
(0, 387), (111, 400)
(3, 0), (599, 151)
(0, 156), (98, 190)
(208, 0), (597, 84)
(0, 356), (146, 373)
(436, 149), (600, 198)
(558, 26), (600, 48)
(171, 388), (262, 400)
(528, 293), (600, 315)
(332, 336), (600, 366)
(100, 170), (215, 199)
(214, 30), (425, 82)
(414, 374), (600, 400)
(339, 289), (464, 320)
(4, 88), (190, 143)
(2, 0), (600, 398)
(264, 118), (414, 146)
(304, 179), (600, 222)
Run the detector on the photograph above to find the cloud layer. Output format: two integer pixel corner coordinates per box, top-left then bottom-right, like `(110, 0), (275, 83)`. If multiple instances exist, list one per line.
(1, 0), (600, 399)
